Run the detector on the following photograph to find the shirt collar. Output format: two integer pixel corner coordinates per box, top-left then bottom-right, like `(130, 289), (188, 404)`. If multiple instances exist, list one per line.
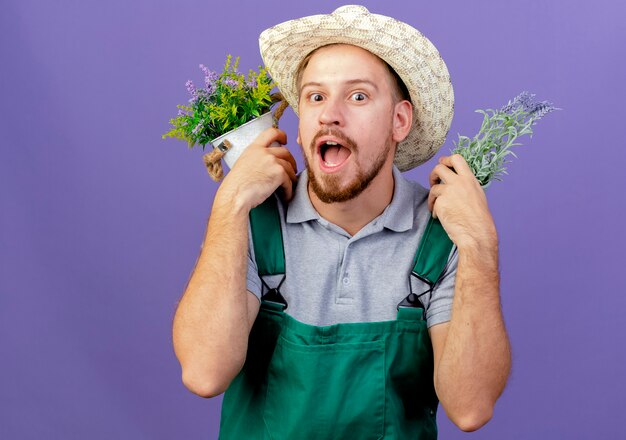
(380, 165), (416, 232)
(286, 170), (321, 224)
(286, 165), (416, 232)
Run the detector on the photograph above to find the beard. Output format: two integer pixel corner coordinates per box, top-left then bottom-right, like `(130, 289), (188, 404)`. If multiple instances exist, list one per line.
(302, 127), (394, 204)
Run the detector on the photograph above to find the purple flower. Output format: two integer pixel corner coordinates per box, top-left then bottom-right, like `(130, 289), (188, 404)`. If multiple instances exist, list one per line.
(192, 122), (203, 136)
(185, 80), (199, 104)
(185, 80), (197, 96)
(200, 64), (219, 95)
(223, 78), (239, 88)
(205, 75), (218, 95)
(501, 91), (558, 121)
(177, 108), (188, 116)
(247, 78), (258, 88)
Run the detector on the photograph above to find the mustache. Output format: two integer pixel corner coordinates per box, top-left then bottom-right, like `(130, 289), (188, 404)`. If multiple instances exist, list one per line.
(309, 128), (358, 153)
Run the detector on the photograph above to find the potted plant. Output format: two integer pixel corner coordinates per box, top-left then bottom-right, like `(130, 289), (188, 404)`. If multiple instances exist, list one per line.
(162, 55), (287, 181)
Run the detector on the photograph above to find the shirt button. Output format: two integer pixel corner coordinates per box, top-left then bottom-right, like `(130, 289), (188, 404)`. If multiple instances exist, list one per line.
(342, 277), (350, 285)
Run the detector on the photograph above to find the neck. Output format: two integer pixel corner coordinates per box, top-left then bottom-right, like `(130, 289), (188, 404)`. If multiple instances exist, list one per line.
(307, 163), (396, 236)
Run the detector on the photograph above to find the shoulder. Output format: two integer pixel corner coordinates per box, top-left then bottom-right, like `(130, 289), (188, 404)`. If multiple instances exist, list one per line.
(393, 166), (429, 204)
(405, 177), (429, 204)
(391, 170), (431, 231)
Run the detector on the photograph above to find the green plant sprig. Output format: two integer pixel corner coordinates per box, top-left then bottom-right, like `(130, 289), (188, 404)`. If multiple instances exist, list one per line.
(451, 91), (558, 188)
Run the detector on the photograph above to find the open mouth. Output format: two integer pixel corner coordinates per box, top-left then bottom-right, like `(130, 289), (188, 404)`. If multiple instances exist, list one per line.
(318, 140), (352, 170)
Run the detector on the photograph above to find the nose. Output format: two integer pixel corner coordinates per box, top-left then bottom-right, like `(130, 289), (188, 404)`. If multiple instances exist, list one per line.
(318, 97), (344, 127)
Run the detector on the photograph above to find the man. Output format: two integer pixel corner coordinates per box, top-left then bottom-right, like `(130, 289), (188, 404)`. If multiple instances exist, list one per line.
(173, 5), (511, 439)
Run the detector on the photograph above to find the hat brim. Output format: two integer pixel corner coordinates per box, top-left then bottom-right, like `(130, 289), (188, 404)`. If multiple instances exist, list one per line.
(259, 5), (454, 171)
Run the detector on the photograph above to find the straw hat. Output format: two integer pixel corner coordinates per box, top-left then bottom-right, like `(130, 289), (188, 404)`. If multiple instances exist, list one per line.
(259, 5), (454, 171)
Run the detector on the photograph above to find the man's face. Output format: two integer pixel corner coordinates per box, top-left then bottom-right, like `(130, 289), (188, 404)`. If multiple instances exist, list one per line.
(296, 44), (406, 204)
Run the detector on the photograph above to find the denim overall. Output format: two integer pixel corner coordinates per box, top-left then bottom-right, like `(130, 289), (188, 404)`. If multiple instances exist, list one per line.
(219, 196), (454, 439)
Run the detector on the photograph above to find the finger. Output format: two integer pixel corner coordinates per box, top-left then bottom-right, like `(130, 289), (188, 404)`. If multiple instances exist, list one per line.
(251, 127), (287, 149)
(429, 163), (458, 187)
(440, 154), (473, 177)
(276, 157), (297, 184)
(275, 158), (296, 201)
(267, 146), (298, 175)
(427, 184), (444, 213)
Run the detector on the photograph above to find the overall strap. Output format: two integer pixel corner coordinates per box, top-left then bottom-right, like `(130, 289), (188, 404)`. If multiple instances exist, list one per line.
(398, 216), (455, 313)
(249, 195), (287, 309)
(412, 216), (454, 285)
(249, 195), (285, 276)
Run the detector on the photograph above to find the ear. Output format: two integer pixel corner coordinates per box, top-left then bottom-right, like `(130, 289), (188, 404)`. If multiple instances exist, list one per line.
(392, 100), (413, 143)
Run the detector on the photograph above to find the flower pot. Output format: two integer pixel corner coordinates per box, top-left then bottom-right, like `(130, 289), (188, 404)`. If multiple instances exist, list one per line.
(210, 112), (274, 169)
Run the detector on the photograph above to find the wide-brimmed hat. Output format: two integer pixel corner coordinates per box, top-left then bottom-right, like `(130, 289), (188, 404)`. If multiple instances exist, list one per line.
(259, 5), (454, 171)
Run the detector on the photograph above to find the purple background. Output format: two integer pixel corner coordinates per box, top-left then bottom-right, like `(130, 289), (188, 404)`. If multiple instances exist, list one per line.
(1, 0), (624, 438)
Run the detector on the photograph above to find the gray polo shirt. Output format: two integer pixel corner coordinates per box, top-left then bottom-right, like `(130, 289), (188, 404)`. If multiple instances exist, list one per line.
(246, 165), (457, 328)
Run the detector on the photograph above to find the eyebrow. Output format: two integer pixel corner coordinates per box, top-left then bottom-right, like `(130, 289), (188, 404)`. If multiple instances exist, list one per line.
(300, 79), (380, 92)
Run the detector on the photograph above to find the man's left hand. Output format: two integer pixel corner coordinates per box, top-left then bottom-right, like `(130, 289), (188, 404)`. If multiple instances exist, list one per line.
(428, 154), (497, 251)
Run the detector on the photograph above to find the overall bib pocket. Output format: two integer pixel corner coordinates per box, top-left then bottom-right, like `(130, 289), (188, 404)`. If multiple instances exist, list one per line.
(263, 336), (386, 440)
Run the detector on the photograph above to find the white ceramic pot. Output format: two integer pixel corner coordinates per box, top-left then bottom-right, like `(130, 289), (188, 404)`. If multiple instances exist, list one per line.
(210, 112), (274, 169)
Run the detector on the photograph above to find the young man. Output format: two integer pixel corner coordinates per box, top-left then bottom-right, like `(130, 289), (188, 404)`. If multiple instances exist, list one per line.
(173, 6), (511, 439)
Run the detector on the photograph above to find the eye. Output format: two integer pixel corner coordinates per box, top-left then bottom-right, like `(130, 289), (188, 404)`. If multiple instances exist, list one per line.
(351, 92), (367, 102)
(308, 93), (324, 102)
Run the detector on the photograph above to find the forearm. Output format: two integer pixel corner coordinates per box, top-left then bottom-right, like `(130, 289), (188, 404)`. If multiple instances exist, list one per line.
(435, 241), (511, 430)
(172, 190), (253, 397)
(172, 128), (295, 397)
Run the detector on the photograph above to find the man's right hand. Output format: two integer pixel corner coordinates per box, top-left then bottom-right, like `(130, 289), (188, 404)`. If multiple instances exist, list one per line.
(174, 128), (296, 398)
(218, 127), (298, 212)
